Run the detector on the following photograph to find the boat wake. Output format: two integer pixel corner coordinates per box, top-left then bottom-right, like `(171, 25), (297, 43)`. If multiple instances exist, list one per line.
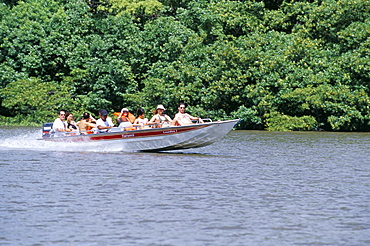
(0, 128), (128, 153)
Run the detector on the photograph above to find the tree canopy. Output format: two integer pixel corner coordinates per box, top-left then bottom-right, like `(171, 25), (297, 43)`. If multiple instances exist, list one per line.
(0, 0), (369, 130)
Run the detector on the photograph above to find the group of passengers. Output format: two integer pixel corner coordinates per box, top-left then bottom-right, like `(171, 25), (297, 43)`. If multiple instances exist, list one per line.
(52, 103), (203, 136)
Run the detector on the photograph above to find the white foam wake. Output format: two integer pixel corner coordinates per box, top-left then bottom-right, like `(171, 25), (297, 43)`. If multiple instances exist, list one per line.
(0, 128), (127, 152)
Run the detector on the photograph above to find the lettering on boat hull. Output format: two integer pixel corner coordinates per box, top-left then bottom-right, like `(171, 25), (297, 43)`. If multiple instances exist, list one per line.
(163, 130), (177, 134)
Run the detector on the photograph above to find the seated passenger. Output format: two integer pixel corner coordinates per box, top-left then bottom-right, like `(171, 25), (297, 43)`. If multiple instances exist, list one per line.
(171, 103), (204, 126)
(53, 110), (67, 136)
(149, 104), (172, 128)
(117, 108), (135, 124)
(96, 109), (114, 133)
(133, 108), (149, 129)
(82, 112), (97, 123)
(77, 112), (96, 134)
(65, 112), (79, 135)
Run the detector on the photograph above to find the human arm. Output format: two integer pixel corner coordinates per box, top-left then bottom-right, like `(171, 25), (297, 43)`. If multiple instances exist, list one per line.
(53, 119), (66, 132)
(68, 121), (79, 131)
(97, 126), (111, 130)
(188, 114), (203, 123)
(97, 124), (112, 130)
(96, 118), (114, 130)
(149, 115), (158, 123)
(77, 121), (96, 133)
(165, 114), (172, 122)
(85, 122), (96, 128)
(170, 114), (179, 126)
(117, 110), (124, 123)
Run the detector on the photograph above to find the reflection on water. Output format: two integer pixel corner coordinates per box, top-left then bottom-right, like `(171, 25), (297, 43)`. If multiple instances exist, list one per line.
(0, 128), (370, 245)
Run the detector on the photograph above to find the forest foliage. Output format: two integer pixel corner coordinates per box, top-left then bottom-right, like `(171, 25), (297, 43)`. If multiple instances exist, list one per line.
(0, 0), (369, 131)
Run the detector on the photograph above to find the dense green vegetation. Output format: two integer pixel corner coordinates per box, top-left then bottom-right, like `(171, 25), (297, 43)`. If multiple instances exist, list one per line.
(0, 0), (369, 131)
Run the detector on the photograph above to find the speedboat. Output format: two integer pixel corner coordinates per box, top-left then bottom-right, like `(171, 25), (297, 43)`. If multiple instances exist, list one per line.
(39, 119), (239, 151)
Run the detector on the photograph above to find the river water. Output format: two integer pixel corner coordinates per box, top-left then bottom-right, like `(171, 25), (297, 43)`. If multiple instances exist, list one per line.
(0, 127), (369, 245)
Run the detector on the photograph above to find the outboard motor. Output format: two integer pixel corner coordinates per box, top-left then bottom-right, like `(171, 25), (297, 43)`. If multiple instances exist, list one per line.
(42, 123), (54, 138)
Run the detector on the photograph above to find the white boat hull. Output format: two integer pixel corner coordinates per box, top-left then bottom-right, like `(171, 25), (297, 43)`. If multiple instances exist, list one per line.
(40, 119), (239, 152)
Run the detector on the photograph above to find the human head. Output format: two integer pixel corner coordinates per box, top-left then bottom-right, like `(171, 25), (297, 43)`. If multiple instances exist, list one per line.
(157, 104), (166, 110)
(121, 108), (129, 114)
(65, 112), (73, 121)
(99, 109), (108, 120)
(136, 108), (145, 118)
(156, 104), (166, 114)
(83, 112), (90, 119)
(58, 110), (66, 120)
(178, 103), (186, 113)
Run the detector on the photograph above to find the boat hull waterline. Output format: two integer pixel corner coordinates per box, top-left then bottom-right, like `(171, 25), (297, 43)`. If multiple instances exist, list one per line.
(40, 119), (239, 151)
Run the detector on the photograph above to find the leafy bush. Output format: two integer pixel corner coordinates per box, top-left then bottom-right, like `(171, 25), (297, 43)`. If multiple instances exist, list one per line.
(0, 0), (369, 130)
(0, 77), (83, 124)
(266, 114), (318, 131)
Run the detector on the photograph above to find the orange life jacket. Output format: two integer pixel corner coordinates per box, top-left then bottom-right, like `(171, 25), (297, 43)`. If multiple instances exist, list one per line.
(114, 112), (136, 123)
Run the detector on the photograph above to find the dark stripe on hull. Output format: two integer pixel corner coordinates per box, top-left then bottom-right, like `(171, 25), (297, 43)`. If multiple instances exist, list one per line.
(46, 125), (208, 142)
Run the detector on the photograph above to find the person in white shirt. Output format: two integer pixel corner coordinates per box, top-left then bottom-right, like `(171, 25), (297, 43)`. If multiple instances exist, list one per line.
(96, 109), (114, 133)
(171, 103), (203, 126)
(133, 108), (149, 129)
(53, 110), (67, 136)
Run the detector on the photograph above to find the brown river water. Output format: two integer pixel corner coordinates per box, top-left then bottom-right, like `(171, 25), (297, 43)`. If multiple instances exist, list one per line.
(0, 127), (369, 245)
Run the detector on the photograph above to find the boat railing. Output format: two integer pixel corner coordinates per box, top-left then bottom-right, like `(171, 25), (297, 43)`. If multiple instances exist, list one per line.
(200, 118), (212, 123)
